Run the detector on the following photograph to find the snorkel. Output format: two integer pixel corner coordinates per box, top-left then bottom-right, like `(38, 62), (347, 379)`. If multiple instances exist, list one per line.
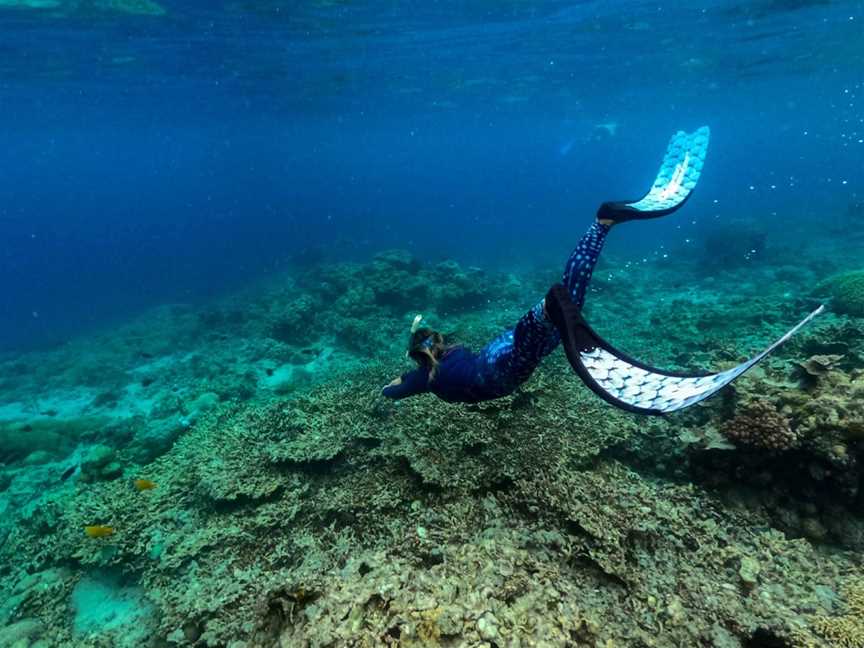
(410, 313), (424, 335)
(407, 314), (443, 370)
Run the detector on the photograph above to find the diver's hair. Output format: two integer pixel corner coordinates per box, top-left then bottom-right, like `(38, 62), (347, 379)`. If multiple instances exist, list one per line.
(408, 327), (448, 377)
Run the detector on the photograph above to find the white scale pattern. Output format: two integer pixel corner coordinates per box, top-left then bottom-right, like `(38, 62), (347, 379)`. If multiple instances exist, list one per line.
(579, 305), (824, 413)
(627, 126), (710, 213)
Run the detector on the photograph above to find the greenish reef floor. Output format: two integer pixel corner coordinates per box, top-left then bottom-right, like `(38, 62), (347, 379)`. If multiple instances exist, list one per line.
(1, 229), (863, 647)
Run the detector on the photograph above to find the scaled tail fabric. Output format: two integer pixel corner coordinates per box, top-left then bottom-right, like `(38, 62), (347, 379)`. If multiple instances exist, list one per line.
(597, 126), (710, 223)
(545, 283), (823, 415)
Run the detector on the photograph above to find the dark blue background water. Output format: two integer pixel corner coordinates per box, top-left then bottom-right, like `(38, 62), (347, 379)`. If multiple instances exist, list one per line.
(1, 1), (861, 351)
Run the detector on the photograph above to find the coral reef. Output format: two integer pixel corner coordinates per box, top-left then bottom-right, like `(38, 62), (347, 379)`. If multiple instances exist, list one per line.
(815, 270), (864, 317)
(0, 386), (853, 647)
(1, 241), (864, 646)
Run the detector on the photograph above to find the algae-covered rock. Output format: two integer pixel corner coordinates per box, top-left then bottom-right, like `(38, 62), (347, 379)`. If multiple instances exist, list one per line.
(80, 444), (118, 482)
(82, 444), (114, 469)
(1, 568), (70, 628)
(128, 416), (187, 464)
(185, 391), (219, 421)
(815, 270), (864, 317)
(739, 555), (761, 587)
(0, 416), (104, 464)
(371, 249), (420, 273)
(270, 295), (320, 346)
(21, 450), (54, 466)
(0, 619), (44, 646)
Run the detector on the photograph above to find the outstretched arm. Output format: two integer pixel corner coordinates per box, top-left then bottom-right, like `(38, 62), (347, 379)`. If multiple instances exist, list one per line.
(381, 366), (430, 400)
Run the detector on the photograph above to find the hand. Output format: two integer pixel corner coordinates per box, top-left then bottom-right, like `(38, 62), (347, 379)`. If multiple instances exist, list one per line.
(384, 376), (403, 389)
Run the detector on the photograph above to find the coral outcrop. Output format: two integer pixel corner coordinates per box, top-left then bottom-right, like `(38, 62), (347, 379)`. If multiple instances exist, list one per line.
(815, 270), (864, 317)
(721, 399), (799, 450)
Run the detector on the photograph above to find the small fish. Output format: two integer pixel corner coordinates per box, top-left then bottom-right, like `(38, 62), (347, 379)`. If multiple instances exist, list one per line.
(60, 465), (77, 482)
(84, 525), (114, 538)
(133, 479), (157, 491)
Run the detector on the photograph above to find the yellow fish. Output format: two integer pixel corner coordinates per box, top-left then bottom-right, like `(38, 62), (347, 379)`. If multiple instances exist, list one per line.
(84, 525), (114, 538)
(133, 479), (157, 491)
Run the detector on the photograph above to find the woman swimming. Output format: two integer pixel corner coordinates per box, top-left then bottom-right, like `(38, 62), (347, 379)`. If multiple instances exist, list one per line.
(382, 127), (823, 414)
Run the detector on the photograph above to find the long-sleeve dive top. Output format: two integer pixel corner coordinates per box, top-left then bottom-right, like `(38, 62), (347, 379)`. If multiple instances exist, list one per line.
(381, 308), (560, 404)
(381, 347), (503, 403)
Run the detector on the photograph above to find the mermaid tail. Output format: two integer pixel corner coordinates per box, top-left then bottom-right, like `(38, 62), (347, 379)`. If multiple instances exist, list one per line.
(545, 283), (823, 415)
(597, 126), (710, 223)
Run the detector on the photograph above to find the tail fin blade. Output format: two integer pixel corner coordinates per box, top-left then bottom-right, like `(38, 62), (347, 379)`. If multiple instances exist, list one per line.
(546, 284), (823, 415)
(597, 126), (710, 223)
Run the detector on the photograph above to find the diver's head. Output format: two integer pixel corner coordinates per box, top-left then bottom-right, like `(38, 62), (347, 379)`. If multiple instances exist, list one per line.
(408, 327), (446, 370)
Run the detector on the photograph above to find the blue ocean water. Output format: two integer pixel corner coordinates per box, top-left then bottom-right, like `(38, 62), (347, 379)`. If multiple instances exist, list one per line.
(1, 0), (861, 352)
(3, 4), (864, 646)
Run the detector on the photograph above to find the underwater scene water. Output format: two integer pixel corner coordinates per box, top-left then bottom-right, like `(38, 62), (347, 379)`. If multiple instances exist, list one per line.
(1, 0), (864, 646)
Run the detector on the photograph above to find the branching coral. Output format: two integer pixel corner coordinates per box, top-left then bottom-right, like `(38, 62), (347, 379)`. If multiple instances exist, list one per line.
(811, 580), (864, 647)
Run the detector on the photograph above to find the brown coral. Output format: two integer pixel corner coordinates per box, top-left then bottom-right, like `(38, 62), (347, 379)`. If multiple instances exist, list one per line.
(797, 354), (845, 378)
(721, 400), (799, 450)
